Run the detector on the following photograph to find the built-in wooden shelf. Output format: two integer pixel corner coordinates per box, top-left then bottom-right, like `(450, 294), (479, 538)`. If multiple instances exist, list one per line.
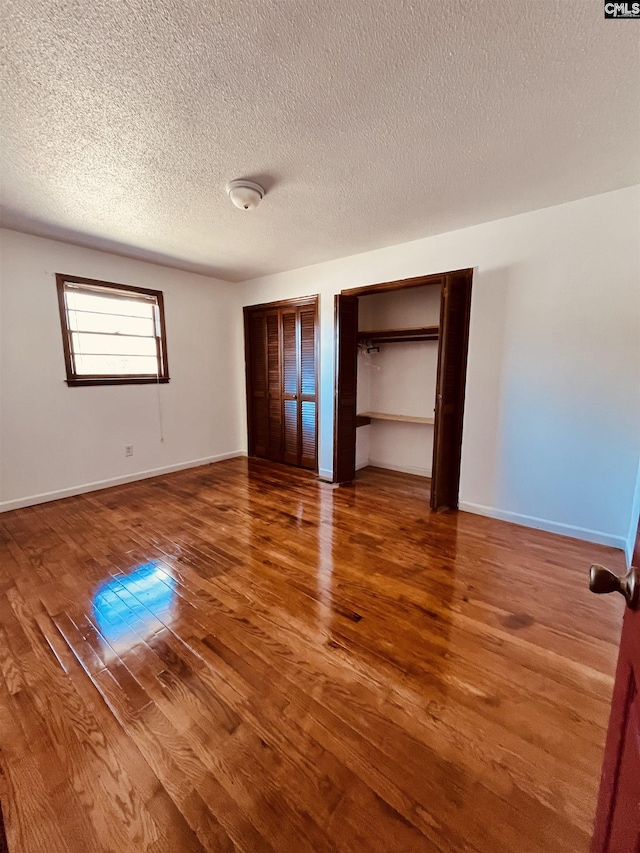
(357, 411), (435, 426)
(357, 326), (439, 345)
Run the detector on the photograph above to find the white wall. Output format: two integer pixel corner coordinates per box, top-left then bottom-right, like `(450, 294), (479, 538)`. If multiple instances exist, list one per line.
(0, 229), (245, 510)
(357, 286), (440, 476)
(240, 186), (640, 553)
(358, 286), (441, 330)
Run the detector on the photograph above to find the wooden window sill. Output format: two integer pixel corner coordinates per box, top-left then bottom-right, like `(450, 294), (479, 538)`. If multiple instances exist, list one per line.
(65, 377), (170, 386)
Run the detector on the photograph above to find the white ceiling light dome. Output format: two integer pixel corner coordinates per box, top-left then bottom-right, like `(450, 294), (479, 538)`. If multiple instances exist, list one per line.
(226, 179), (265, 210)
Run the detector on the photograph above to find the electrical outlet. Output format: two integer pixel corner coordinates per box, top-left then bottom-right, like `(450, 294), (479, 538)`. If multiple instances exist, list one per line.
(125, 445), (133, 457)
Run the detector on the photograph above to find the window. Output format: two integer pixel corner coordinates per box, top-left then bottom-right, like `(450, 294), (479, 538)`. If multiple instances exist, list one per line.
(56, 274), (170, 386)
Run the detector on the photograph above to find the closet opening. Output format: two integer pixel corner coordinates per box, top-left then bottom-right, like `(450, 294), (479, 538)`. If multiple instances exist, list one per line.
(333, 269), (472, 510)
(244, 295), (319, 472)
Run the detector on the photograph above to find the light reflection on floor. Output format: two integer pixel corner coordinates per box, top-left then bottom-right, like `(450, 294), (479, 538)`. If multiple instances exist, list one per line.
(317, 484), (334, 639)
(92, 562), (176, 656)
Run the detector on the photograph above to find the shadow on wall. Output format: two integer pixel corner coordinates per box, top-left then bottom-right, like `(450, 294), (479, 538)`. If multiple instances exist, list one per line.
(460, 264), (515, 507)
(0, 208), (232, 280)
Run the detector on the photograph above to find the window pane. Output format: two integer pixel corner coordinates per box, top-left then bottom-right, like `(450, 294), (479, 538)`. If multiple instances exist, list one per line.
(59, 278), (168, 382)
(72, 332), (157, 357)
(67, 310), (155, 337)
(74, 354), (160, 375)
(65, 290), (154, 319)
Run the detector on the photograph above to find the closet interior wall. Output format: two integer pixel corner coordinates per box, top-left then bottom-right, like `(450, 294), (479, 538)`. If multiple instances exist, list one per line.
(356, 286), (440, 477)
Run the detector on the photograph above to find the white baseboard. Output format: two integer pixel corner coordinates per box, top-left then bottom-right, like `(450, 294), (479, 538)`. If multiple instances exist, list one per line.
(458, 500), (626, 552)
(318, 467), (334, 482)
(365, 460), (431, 478)
(0, 451), (246, 513)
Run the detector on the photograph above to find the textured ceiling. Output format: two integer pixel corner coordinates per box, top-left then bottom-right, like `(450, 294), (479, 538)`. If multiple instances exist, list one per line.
(1, 1), (639, 281)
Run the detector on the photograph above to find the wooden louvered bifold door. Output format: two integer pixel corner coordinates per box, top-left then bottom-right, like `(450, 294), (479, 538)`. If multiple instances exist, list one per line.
(299, 305), (317, 469)
(281, 309), (299, 466)
(266, 311), (283, 462)
(244, 298), (318, 471)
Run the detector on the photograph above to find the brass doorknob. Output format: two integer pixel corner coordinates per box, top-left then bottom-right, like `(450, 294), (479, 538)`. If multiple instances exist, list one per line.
(589, 565), (639, 610)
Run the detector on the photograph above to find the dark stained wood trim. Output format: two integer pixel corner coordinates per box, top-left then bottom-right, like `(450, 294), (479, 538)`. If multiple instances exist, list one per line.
(313, 298), (320, 472)
(56, 272), (167, 299)
(430, 270), (473, 511)
(590, 607), (640, 852)
(65, 377), (171, 387)
(56, 273), (75, 381)
(333, 295), (340, 478)
(333, 294), (359, 483)
(55, 273), (170, 386)
(243, 294), (318, 314)
(340, 269), (472, 297)
(155, 289), (169, 380)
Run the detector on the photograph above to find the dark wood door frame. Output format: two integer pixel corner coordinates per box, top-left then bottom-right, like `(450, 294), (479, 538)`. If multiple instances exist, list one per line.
(333, 269), (473, 511)
(431, 270), (473, 510)
(244, 295), (319, 471)
(333, 294), (359, 484)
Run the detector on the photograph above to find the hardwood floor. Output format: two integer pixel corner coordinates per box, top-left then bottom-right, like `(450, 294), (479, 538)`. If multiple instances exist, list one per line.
(0, 458), (627, 853)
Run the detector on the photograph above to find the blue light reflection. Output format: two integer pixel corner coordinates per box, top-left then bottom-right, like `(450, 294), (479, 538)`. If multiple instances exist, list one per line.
(93, 562), (176, 651)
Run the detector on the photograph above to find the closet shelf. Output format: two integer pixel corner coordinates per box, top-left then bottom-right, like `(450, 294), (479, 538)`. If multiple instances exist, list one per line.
(357, 411), (435, 426)
(357, 326), (439, 344)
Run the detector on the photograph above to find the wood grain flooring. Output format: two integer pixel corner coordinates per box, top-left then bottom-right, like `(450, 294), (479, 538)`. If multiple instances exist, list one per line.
(0, 458), (627, 852)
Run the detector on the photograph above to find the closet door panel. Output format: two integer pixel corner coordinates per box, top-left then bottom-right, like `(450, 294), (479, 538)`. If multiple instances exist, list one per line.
(300, 400), (317, 469)
(283, 399), (299, 460)
(299, 306), (318, 469)
(281, 309), (300, 465)
(253, 398), (269, 457)
(282, 311), (298, 395)
(267, 397), (282, 459)
(266, 311), (283, 461)
(300, 308), (316, 396)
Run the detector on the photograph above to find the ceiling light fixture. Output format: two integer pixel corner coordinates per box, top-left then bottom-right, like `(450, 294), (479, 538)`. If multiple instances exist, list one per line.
(225, 179), (265, 210)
